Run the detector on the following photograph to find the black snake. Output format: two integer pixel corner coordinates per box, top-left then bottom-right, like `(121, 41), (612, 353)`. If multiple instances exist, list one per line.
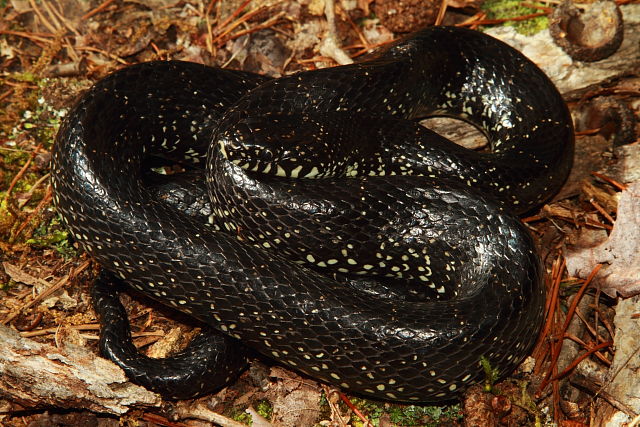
(51, 26), (574, 402)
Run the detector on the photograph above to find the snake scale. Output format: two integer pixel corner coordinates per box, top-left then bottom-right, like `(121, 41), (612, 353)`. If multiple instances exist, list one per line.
(51, 26), (574, 402)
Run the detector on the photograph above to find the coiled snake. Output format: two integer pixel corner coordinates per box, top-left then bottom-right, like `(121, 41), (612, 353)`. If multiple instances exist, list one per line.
(51, 26), (574, 402)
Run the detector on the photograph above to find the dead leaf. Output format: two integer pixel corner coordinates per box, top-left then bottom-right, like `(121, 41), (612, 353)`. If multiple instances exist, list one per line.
(566, 181), (640, 297)
(3, 262), (48, 288)
(147, 326), (190, 358)
(267, 367), (322, 427)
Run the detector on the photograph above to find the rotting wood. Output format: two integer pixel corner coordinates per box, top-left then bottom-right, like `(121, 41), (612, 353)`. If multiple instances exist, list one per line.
(0, 325), (159, 415)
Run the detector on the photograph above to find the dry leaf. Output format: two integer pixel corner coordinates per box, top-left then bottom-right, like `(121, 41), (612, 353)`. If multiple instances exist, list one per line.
(566, 181), (640, 297)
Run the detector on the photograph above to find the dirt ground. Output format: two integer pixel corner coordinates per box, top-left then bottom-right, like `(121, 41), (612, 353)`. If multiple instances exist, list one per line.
(1, 0), (640, 426)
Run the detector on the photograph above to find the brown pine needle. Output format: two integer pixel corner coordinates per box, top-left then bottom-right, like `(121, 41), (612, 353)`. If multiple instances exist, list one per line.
(339, 392), (374, 427)
(591, 171), (627, 191)
(537, 263), (603, 394)
(552, 341), (613, 382)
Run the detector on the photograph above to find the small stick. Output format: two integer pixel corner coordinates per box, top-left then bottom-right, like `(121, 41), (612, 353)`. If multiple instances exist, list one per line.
(589, 199), (615, 224)
(82, 0), (117, 20)
(591, 171), (627, 191)
(339, 393), (374, 427)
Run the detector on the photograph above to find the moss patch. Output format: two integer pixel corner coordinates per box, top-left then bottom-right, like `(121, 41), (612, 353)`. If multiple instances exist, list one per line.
(482, 0), (549, 35)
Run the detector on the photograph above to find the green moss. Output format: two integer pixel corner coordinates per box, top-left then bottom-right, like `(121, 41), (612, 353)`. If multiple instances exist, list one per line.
(1, 279), (17, 291)
(10, 72), (38, 84)
(316, 389), (333, 422)
(341, 397), (462, 427)
(480, 356), (500, 393)
(482, 0), (549, 35)
(0, 174), (41, 200)
(2, 149), (30, 166)
(255, 399), (273, 421)
(387, 404), (462, 426)
(18, 80), (66, 150)
(26, 214), (77, 258)
(1, 74), (68, 246)
(4, 76), (66, 150)
(347, 398), (385, 426)
(228, 408), (253, 425)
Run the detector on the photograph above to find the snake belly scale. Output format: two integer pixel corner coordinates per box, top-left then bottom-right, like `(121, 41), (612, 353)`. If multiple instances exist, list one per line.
(51, 26), (574, 402)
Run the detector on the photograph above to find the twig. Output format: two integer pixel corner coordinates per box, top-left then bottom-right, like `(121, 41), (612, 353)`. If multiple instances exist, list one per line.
(563, 332), (611, 366)
(210, 0), (252, 41)
(40, 0), (64, 32)
(17, 172), (50, 209)
(570, 375), (637, 418)
(458, 11), (548, 27)
(339, 394), (374, 427)
(212, 1), (284, 48)
(76, 46), (129, 64)
(0, 89), (14, 102)
(3, 145), (41, 203)
(28, 0), (58, 34)
(322, 385), (350, 427)
(591, 300), (615, 340)
(339, 2), (370, 50)
(220, 12), (286, 47)
(20, 323), (99, 338)
(534, 255), (565, 372)
(589, 199), (615, 224)
(0, 29), (55, 44)
(13, 183), (53, 241)
(174, 401), (253, 427)
(221, 28), (251, 68)
(2, 260), (91, 326)
(204, 0), (220, 54)
(319, 0), (353, 65)
(81, 0), (117, 20)
(591, 171), (627, 191)
(142, 412), (190, 427)
(435, 0), (448, 26)
(575, 127), (601, 136)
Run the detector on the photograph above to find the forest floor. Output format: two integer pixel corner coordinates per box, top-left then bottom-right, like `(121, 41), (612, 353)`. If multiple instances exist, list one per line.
(1, 0), (640, 426)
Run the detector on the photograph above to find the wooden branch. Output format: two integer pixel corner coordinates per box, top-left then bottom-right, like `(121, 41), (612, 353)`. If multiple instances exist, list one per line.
(0, 325), (159, 415)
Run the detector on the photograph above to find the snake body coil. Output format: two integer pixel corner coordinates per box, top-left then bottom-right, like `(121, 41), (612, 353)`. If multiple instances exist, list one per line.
(52, 27), (574, 402)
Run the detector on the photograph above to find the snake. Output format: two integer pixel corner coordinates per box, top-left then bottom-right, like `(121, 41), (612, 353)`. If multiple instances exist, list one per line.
(51, 26), (574, 402)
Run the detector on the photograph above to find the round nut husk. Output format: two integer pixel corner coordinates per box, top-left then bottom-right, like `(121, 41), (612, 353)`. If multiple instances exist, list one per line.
(549, 0), (624, 62)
